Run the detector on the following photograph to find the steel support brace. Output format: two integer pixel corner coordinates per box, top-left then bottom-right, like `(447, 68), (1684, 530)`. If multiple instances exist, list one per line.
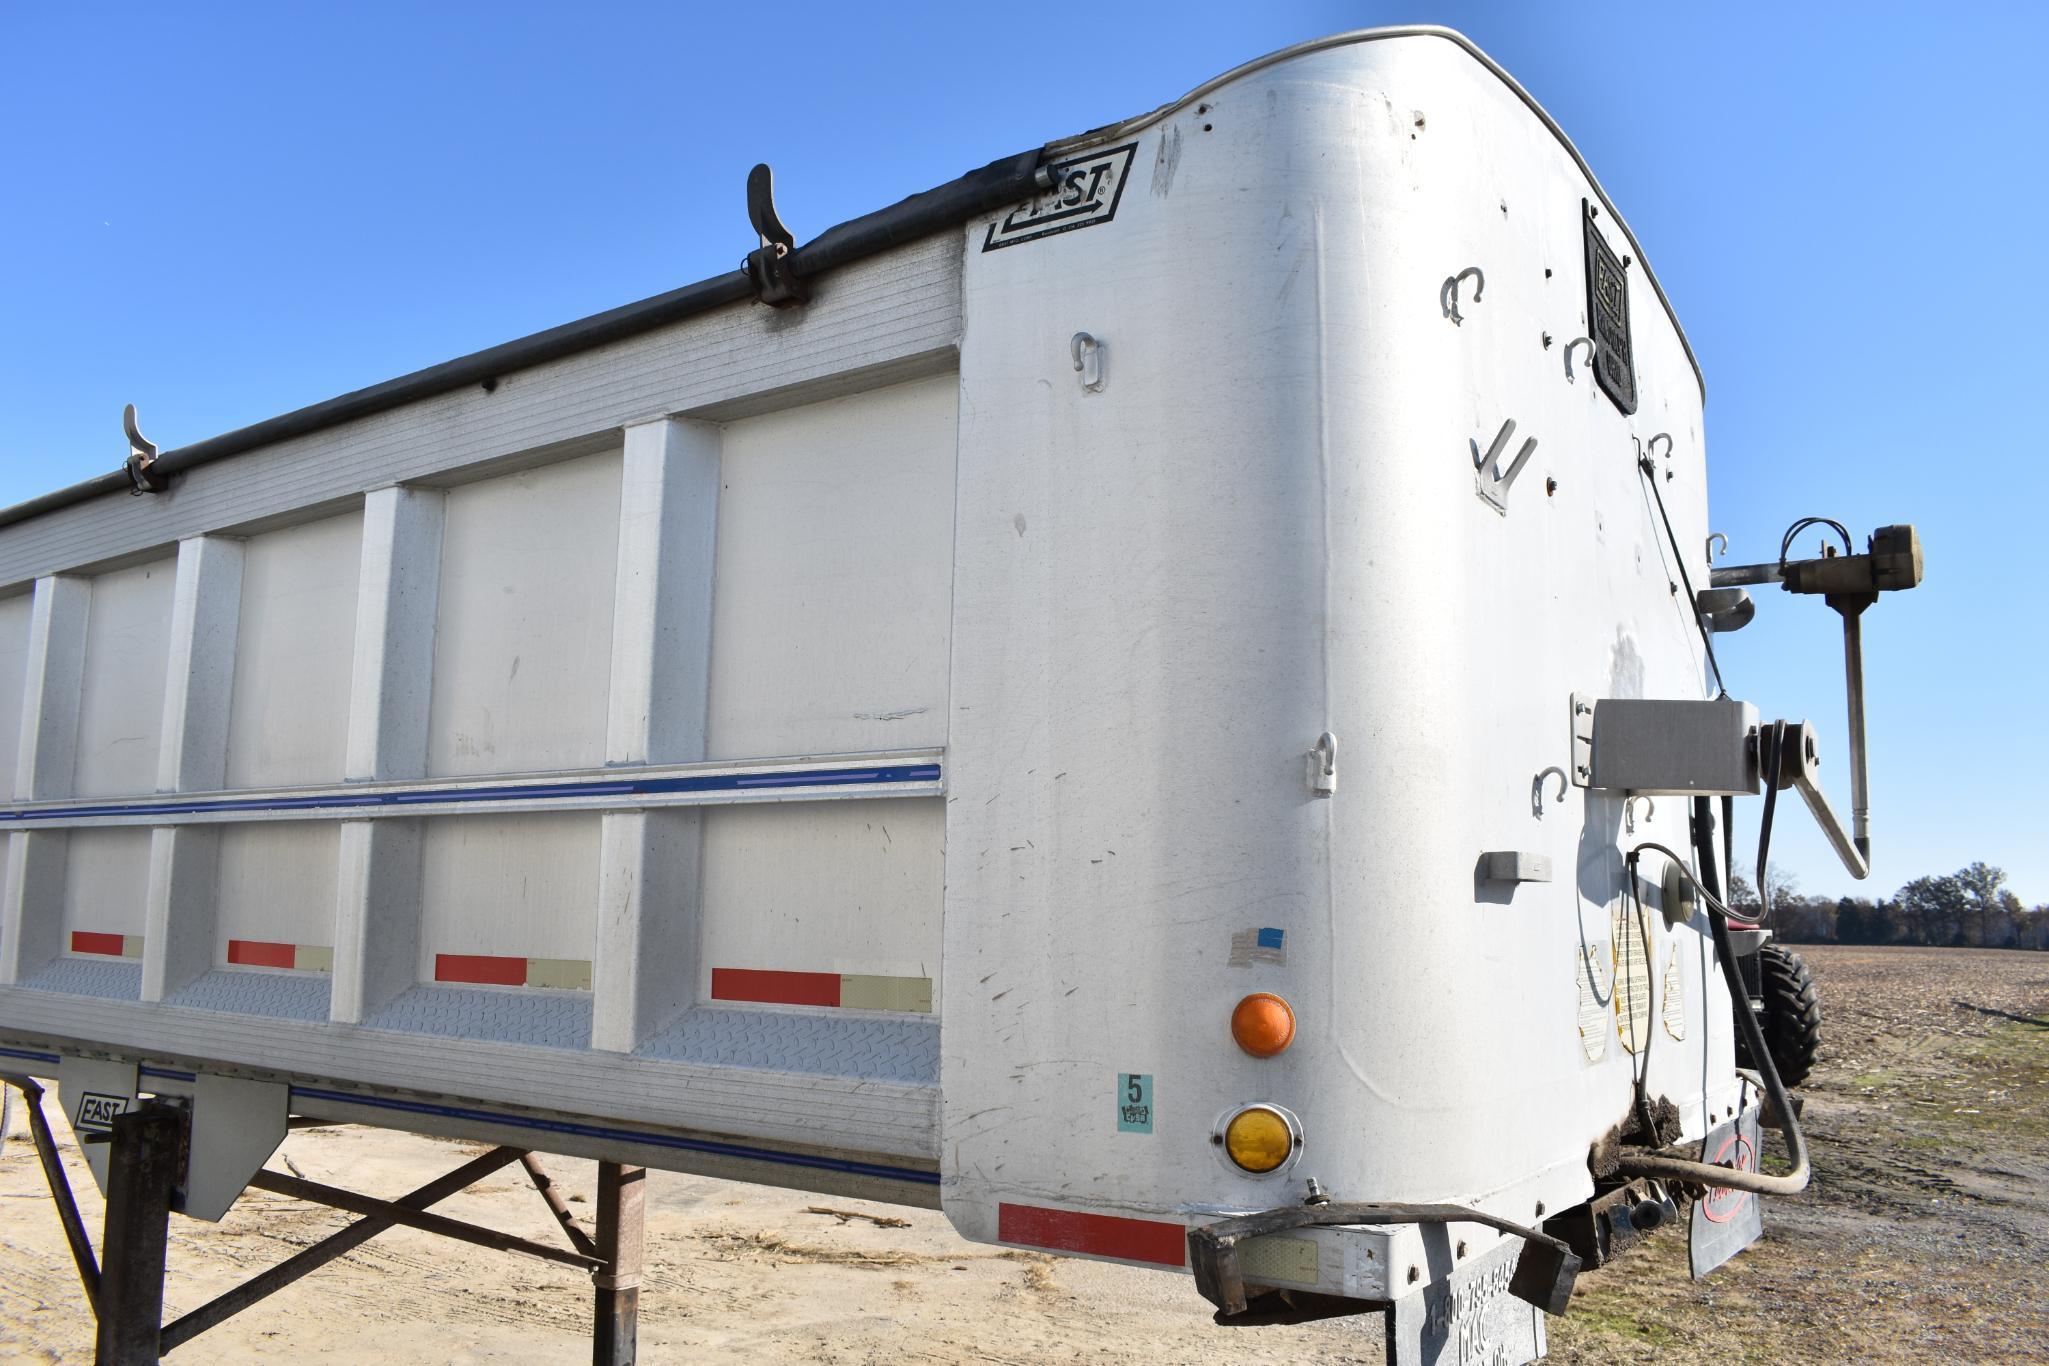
(593, 1163), (645, 1366)
(522, 1152), (600, 1260)
(160, 1146), (525, 1353)
(96, 1103), (187, 1365)
(3, 1097), (649, 1361)
(3, 1077), (102, 1313)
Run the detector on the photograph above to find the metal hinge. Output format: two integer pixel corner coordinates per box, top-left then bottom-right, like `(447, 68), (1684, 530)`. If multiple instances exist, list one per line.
(124, 404), (167, 494)
(743, 163), (808, 308)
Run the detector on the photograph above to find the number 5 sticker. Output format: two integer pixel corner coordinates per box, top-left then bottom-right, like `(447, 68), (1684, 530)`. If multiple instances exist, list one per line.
(1117, 1073), (1154, 1134)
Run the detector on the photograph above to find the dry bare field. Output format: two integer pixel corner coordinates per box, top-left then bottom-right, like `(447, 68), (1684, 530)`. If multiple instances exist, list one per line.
(2, 945), (2043, 1362)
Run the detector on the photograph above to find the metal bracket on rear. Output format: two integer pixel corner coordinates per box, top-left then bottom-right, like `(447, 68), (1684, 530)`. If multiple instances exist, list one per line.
(1307, 732), (1337, 798)
(744, 163), (809, 307)
(1569, 694), (1594, 788)
(124, 404), (166, 494)
(1473, 418), (1537, 514)
(1187, 1199), (1581, 1321)
(1440, 266), (1484, 325)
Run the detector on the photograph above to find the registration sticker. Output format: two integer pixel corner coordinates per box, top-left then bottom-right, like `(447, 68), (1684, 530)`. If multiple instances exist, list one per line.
(1117, 1073), (1154, 1133)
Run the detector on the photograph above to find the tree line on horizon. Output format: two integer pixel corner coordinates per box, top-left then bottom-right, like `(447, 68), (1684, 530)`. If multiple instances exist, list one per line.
(1729, 861), (2048, 950)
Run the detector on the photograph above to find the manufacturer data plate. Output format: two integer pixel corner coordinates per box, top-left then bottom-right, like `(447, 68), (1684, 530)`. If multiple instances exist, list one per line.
(1582, 202), (1638, 415)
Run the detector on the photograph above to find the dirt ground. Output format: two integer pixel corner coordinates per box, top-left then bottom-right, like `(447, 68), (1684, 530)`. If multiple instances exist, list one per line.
(2, 945), (2043, 1363)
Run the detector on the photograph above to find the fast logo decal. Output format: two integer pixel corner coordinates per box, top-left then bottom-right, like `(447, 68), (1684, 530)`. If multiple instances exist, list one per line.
(983, 143), (1138, 251)
(73, 1091), (129, 1133)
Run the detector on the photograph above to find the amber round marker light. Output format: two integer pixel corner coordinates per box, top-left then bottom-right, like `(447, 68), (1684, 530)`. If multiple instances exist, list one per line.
(1231, 992), (1296, 1057)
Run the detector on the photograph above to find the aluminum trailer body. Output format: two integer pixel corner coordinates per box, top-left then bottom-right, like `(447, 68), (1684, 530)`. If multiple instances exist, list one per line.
(0, 29), (1784, 1357)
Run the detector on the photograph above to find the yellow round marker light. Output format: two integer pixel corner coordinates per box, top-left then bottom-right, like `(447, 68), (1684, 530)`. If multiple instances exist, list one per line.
(1231, 992), (1296, 1057)
(1223, 1105), (1295, 1174)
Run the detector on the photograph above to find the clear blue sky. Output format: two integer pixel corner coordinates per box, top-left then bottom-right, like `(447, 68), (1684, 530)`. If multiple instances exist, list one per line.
(3, 4), (2042, 903)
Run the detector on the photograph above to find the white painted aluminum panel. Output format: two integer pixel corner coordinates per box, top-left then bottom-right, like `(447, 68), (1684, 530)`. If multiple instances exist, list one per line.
(72, 558), (175, 798)
(941, 31), (1735, 1254)
(214, 822), (340, 965)
(428, 450), (622, 777)
(0, 239), (961, 589)
(0, 30), (1753, 1250)
(61, 827), (151, 947)
(699, 797), (942, 997)
(705, 375), (956, 759)
(417, 812), (600, 975)
(225, 511), (363, 788)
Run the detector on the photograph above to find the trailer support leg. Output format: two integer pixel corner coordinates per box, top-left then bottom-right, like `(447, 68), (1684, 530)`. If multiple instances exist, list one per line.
(95, 1102), (186, 1365)
(592, 1162), (645, 1366)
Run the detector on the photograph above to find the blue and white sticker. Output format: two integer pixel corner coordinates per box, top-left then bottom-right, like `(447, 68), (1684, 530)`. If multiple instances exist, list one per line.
(1228, 927), (1285, 967)
(1117, 1073), (1154, 1133)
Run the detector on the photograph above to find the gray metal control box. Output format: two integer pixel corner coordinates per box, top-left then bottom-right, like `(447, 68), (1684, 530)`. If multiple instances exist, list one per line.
(1588, 698), (1760, 796)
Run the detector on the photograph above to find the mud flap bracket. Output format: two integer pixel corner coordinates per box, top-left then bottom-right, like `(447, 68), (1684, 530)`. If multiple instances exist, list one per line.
(1187, 1200), (1580, 1319)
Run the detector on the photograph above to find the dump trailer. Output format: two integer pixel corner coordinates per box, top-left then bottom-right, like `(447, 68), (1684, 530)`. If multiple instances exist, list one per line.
(0, 27), (1920, 1363)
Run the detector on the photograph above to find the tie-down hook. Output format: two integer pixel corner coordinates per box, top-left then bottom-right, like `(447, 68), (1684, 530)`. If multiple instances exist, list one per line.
(1440, 267), (1484, 325)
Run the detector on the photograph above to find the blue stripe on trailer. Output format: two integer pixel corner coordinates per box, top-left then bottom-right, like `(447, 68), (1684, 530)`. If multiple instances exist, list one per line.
(0, 1044), (62, 1065)
(289, 1086), (942, 1187)
(0, 762), (942, 825)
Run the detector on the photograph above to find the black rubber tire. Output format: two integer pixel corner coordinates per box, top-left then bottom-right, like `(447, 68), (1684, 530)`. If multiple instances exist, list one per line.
(1735, 943), (1822, 1088)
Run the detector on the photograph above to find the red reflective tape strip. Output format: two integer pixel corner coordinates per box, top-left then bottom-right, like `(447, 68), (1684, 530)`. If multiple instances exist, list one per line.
(435, 953), (528, 986)
(227, 939), (297, 969)
(996, 1203), (1186, 1267)
(710, 968), (841, 1008)
(70, 931), (126, 957)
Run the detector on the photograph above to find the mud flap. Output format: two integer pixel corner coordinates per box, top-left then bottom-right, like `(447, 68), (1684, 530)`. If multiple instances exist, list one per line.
(1688, 1106), (1765, 1278)
(1385, 1234), (1546, 1366)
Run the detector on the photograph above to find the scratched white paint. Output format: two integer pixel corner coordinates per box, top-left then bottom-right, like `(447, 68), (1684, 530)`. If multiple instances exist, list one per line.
(226, 511), (364, 788)
(214, 822), (341, 963)
(70, 558), (175, 798)
(61, 827), (152, 946)
(417, 812), (601, 975)
(705, 374), (957, 759)
(698, 797), (943, 998)
(0, 32), (1749, 1258)
(427, 449), (622, 778)
(940, 31), (1731, 1251)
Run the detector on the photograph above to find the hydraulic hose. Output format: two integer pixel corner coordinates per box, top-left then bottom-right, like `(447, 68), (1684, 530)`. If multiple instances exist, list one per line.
(1609, 844), (1811, 1196)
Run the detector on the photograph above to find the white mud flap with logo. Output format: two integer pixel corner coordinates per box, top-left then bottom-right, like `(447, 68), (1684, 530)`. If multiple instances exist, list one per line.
(58, 1055), (139, 1192)
(1688, 1107), (1765, 1277)
(56, 1057), (288, 1220)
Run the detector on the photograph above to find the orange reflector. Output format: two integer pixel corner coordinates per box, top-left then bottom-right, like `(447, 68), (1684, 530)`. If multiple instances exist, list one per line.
(1231, 992), (1296, 1057)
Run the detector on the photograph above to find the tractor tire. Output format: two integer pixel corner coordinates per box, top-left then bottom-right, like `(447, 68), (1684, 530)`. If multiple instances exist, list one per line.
(1735, 943), (1822, 1088)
